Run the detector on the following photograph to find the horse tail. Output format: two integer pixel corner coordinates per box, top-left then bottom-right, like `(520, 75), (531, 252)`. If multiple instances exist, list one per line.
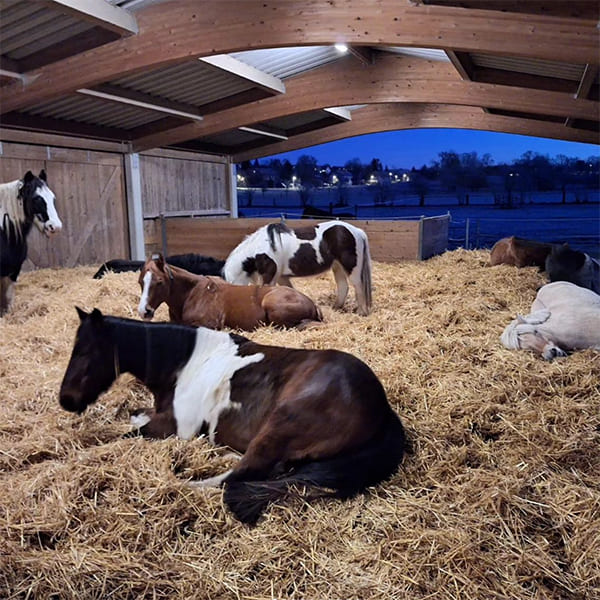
(223, 410), (405, 525)
(360, 233), (373, 313)
(266, 222), (291, 252)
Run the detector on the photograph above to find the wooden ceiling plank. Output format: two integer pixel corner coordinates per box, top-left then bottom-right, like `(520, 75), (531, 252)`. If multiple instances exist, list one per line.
(41, 0), (138, 36)
(1, 0), (598, 115)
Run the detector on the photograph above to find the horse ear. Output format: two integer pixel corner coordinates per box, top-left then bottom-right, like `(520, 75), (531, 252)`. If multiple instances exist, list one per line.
(75, 306), (89, 321)
(23, 171), (34, 183)
(90, 308), (104, 325)
(39, 169), (47, 182)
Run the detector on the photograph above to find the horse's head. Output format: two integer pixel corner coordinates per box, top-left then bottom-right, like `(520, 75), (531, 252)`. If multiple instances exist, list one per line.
(500, 315), (567, 360)
(138, 254), (172, 320)
(20, 170), (62, 237)
(59, 308), (117, 413)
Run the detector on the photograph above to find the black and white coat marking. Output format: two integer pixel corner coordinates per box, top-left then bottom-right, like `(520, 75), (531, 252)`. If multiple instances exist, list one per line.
(223, 220), (372, 315)
(59, 309), (405, 524)
(0, 170), (62, 315)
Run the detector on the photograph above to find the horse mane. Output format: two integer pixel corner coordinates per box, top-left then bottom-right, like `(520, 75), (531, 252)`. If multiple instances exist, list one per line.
(0, 179), (26, 234)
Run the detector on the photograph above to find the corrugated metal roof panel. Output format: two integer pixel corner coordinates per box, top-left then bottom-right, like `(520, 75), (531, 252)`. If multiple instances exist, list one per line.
(112, 62), (254, 106)
(379, 46), (450, 62)
(471, 54), (585, 81)
(26, 94), (161, 129)
(201, 129), (262, 147)
(268, 111), (333, 130)
(231, 46), (342, 79)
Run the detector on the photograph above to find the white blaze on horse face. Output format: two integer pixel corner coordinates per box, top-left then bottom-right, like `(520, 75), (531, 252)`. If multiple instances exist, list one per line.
(173, 328), (264, 441)
(138, 271), (153, 318)
(35, 184), (62, 236)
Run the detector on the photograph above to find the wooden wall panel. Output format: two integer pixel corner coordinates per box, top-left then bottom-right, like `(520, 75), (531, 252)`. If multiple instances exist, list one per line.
(421, 215), (450, 260)
(0, 142), (128, 269)
(139, 153), (229, 218)
(151, 217), (446, 263)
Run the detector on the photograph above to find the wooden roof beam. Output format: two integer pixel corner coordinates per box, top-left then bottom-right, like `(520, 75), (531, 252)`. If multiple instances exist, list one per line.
(41, 0), (138, 36)
(131, 56), (599, 151)
(232, 103), (599, 162)
(2, 0), (598, 114)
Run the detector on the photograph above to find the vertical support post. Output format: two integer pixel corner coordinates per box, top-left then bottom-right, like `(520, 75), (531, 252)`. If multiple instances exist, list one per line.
(417, 217), (424, 260)
(227, 161), (238, 219)
(465, 218), (470, 249)
(124, 153), (145, 260)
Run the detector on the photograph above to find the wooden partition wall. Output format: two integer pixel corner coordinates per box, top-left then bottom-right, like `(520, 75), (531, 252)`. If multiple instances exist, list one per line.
(144, 215), (450, 263)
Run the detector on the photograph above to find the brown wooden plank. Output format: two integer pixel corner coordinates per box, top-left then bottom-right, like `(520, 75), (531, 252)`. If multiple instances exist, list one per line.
(161, 218), (430, 262)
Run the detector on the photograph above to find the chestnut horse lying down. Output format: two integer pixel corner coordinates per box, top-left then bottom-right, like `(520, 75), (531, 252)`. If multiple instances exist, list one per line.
(489, 236), (555, 269)
(138, 254), (322, 330)
(501, 281), (600, 360)
(59, 308), (406, 524)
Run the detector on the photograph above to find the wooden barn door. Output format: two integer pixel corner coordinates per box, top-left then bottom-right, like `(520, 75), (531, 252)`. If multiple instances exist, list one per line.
(0, 143), (128, 269)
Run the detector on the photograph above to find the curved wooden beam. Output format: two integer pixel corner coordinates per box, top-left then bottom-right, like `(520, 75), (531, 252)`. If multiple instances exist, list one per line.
(133, 55), (599, 151)
(1, 0), (598, 114)
(232, 104), (600, 162)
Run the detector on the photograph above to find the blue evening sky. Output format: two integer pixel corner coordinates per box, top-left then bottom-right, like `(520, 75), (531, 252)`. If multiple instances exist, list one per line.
(266, 129), (600, 170)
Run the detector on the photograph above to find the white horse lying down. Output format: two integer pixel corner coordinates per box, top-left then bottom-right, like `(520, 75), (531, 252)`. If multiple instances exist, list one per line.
(501, 281), (600, 360)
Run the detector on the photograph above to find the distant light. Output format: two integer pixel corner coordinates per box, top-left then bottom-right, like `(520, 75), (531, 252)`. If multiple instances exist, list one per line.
(334, 43), (349, 53)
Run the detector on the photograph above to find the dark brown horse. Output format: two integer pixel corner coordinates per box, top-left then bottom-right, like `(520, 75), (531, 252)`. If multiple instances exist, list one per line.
(138, 254), (322, 330)
(489, 236), (555, 269)
(59, 308), (406, 524)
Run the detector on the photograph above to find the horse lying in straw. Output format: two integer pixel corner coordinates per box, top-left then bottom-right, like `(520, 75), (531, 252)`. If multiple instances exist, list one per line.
(501, 281), (600, 360)
(223, 220), (372, 315)
(545, 243), (599, 294)
(93, 253), (225, 279)
(138, 254), (322, 330)
(489, 236), (555, 270)
(59, 308), (406, 524)
(0, 170), (62, 315)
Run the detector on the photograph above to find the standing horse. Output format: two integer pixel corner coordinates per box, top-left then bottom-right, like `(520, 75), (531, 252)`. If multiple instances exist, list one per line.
(138, 254), (322, 330)
(223, 220), (372, 315)
(545, 244), (599, 294)
(59, 308), (406, 524)
(0, 170), (62, 315)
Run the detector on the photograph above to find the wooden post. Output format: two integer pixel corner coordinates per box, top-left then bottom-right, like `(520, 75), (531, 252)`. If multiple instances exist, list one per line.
(227, 161), (238, 218)
(124, 153), (145, 260)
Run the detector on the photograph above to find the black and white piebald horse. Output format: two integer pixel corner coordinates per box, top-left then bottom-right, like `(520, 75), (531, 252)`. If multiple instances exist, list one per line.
(59, 308), (405, 525)
(223, 220), (373, 315)
(0, 170), (62, 315)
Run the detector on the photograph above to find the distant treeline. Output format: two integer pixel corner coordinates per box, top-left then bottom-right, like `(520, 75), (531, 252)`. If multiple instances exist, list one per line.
(237, 151), (600, 208)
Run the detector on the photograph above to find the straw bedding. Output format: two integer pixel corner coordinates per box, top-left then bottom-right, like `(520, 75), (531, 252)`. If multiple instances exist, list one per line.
(0, 249), (598, 600)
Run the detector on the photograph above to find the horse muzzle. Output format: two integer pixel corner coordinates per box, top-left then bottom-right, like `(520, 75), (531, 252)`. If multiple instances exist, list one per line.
(139, 306), (155, 320)
(43, 221), (62, 237)
(59, 391), (86, 414)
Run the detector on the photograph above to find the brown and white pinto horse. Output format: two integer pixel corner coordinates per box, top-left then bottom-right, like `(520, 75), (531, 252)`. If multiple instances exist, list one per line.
(489, 236), (555, 269)
(59, 308), (406, 524)
(138, 254), (322, 330)
(501, 281), (600, 360)
(223, 220), (372, 315)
